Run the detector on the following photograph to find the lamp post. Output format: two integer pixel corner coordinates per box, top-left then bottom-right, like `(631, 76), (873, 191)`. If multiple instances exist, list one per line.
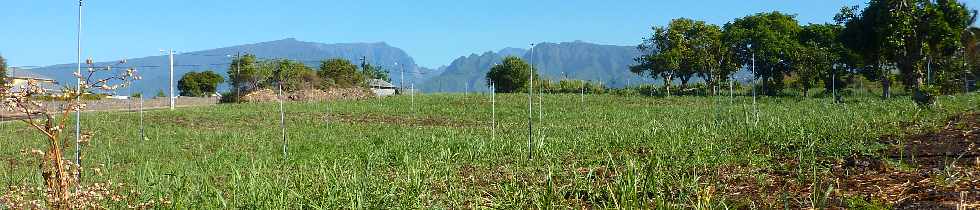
(75, 0), (83, 172)
(748, 44), (755, 107)
(228, 52), (242, 102)
(160, 49), (175, 110)
(527, 43), (535, 160)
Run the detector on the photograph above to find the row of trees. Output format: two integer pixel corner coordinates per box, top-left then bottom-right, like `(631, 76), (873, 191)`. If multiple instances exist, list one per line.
(485, 56), (608, 94)
(631, 0), (978, 101)
(225, 54), (389, 100)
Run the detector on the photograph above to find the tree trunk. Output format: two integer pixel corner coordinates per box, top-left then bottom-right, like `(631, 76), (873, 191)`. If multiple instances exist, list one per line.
(680, 78), (690, 90)
(881, 62), (891, 99)
(762, 75), (769, 96)
(42, 135), (71, 209)
(803, 85), (809, 98)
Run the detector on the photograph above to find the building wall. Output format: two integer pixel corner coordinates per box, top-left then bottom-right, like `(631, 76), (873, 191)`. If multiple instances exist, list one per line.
(371, 88), (396, 97)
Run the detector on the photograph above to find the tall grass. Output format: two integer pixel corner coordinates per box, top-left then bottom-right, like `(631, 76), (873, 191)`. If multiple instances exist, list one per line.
(1, 92), (978, 208)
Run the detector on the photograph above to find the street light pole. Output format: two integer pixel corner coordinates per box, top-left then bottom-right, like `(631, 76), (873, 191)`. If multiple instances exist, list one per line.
(168, 49), (175, 110)
(527, 43), (535, 160)
(398, 62), (404, 91)
(750, 44), (756, 107)
(234, 52), (241, 101)
(75, 0), (83, 171)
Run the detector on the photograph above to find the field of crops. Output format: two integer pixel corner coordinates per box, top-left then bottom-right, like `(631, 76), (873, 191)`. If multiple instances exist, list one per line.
(2, 93), (979, 208)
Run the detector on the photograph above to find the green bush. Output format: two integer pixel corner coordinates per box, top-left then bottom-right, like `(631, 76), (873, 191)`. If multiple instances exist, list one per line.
(486, 57), (535, 93)
(318, 59), (365, 88)
(538, 79), (606, 94)
(178, 70), (225, 97)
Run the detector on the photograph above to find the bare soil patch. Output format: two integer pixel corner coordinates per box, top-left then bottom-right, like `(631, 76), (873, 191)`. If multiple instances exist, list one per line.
(849, 113), (980, 209)
(716, 113), (980, 209)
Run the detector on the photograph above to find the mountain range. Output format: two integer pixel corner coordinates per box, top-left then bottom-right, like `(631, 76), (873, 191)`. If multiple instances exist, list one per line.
(25, 38), (435, 95)
(20, 38), (657, 94)
(419, 41), (657, 92)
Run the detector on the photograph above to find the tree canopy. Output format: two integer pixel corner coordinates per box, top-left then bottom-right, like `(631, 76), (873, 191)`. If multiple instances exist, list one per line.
(178, 70), (225, 97)
(227, 54), (267, 94)
(269, 59), (318, 91)
(486, 56), (537, 93)
(0, 54), (7, 86)
(630, 1), (976, 99)
(360, 63), (391, 82)
(318, 58), (365, 88)
(632, 18), (740, 95)
(839, 0), (974, 98)
(724, 12), (801, 95)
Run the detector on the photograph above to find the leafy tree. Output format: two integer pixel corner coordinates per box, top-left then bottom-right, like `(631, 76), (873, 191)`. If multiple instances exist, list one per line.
(964, 14), (979, 85)
(360, 63), (391, 82)
(724, 12), (802, 95)
(267, 59), (318, 91)
(922, 0), (973, 90)
(839, 5), (893, 98)
(178, 70), (225, 97)
(486, 56), (537, 93)
(155, 89), (166, 98)
(689, 21), (740, 94)
(632, 18), (699, 95)
(0, 54), (7, 86)
(800, 23), (861, 96)
(788, 41), (834, 97)
(318, 58), (365, 88)
(840, 0), (972, 100)
(227, 54), (269, 94)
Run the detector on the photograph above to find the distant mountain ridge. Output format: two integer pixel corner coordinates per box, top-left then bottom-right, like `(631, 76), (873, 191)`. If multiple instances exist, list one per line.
(28, 38), (428, 95)
(419, 41), (657, 92)
(25, 39), (659, 95)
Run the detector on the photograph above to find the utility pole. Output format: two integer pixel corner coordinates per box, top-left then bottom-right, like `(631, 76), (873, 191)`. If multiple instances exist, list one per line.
(749, 44), (757, 125)
(168, 49), (175, 110)
(234, 52), (241, 102)
(398, 62), (404, 91)
(411, 83), (416, 118)
(75, 0), (83, 172)
(139, 95), (145, 142)
(729, 75), (734, 102)
(832, 64), (838, 103)
(527, 43), (535, 160)
(488, 64), (497, 142)
(275, 63), (288, 160)
(750, 44), (756, 107)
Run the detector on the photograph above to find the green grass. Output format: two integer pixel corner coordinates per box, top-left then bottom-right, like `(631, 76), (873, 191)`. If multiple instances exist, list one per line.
(1, 92), (978, 208)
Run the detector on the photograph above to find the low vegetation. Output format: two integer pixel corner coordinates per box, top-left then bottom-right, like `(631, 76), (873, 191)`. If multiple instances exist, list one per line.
(2, 91), (977, 208)
(225, 54), (390, 103)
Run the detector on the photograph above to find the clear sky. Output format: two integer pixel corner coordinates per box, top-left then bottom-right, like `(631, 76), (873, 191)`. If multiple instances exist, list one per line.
(2, 0), (976, 68)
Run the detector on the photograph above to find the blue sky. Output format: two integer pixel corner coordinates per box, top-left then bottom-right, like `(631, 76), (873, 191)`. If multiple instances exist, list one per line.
(2, 0), (976, 68)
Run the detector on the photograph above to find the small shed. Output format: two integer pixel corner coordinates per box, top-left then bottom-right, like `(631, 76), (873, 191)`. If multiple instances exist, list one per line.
(368, 79), (397, 97)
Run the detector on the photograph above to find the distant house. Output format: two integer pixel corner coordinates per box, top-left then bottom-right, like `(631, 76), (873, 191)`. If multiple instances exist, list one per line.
(368, 79), (397, 96)
(4, 68), (62, 93)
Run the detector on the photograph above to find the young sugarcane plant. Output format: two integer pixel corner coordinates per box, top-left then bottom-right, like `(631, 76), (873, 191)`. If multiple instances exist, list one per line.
(0, 60), (138, 209)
